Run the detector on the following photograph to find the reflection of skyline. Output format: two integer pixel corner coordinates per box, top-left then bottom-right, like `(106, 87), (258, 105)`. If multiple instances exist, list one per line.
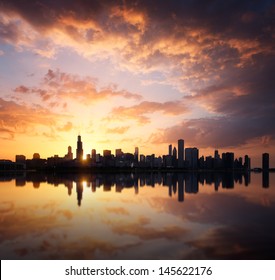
(1, 171), (275, 260)
(1, 171), (272, 206)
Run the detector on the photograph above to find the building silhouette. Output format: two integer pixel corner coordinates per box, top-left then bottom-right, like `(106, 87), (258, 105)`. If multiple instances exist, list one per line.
(168, 144), (172, 156)
(76, 135), (83, 160)
(178, 139), (184, 168)
(185, 147), (199, 169)
(134, 147), (139, 163)
(262, 153), (269, 171)
(8, 135), (272, 172)
(65, 146), (73, 160)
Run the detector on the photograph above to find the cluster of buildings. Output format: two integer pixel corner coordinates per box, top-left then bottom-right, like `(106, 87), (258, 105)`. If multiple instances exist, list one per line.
(0, 135), (268, 171)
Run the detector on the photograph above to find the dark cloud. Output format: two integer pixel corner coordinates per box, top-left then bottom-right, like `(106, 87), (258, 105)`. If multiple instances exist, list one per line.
(150, 116), (274, 149)
(1, 0), (274, 150)
(2, 0), (273, 40)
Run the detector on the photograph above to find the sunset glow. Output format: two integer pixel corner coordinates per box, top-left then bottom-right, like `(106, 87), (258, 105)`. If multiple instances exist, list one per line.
(0, 0), (274, 166)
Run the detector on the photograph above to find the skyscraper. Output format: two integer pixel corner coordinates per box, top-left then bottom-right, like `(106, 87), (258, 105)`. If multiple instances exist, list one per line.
(185, 147), (199, 169)
(178, 139), (184, 168)
(244, 155), (251, 170)
(168, 144), (172, 156)
(65, 146), (73, 160)
(76, 135), (83, 160)
(262, 153), (269, 170)
(134, 147), (139, 162)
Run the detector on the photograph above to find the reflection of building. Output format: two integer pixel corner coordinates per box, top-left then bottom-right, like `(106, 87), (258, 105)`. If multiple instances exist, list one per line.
(76, 181), (83, 206)
(185, 172), (198, 193)
(76, 135), (83, 161)
(262, 171), (269, 188)
(178, 173), (184, 202)
(4, 171), (260, 207)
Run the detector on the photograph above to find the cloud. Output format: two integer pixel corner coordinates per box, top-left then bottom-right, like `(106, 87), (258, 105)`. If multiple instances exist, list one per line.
(1, 1), (274, 106)
(149, 116), (275, 149)
(106, 126), (130, 134)
(14, 69), (142, 105)
(173, 53), (275, 148)
(0, 10), (56, 57)
(1, 0), (275, 153)
(14, 85), (30, 93)
(107, 100), (189, 124)
(1, 1), (273, 74)
(59, 121), (73, 132)
(0, 97), (65, 137)
(0, 127), (14, 140)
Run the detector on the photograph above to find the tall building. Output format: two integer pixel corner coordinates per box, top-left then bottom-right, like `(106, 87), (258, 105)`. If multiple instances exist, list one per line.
(173, 147), (177, 158)
(168, 144), (172, 156)
(244, 155), (251, 170)
(91, 149), (96, 159)
(172, 147), (177, 168)
(185, 147), (199, 169)
(223, 152), (234, 169)
(15, 155), (26, 163)
(33, 153), (40, 159)
(116, 149), (123, 157)
(103, 150), (112, 157)
(134, 147), (139, 162)
(178, 139), (184, 168)
(262, 153), (269, 170)
(76, 135), (83, 160)
(214, 150), (221, 169)
(65, 146), (73, 160)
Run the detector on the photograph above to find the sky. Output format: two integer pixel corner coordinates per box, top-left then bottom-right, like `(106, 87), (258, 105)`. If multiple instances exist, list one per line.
(0, 0), (274, 166)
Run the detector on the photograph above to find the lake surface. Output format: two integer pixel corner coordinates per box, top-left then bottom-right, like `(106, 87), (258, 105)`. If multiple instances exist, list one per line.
(0, 171), (274, 260)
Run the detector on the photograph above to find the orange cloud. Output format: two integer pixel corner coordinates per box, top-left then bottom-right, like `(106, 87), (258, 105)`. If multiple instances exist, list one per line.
(106, 126), (130, 134)
(107, 100), (189, 124)
(0, 97), (66, 138)
(14, 69), (142, 106)
(58, 121), (73, 132)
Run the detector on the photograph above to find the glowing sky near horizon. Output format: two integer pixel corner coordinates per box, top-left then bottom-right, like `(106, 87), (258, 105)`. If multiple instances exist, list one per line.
(0, 0), (274, 166)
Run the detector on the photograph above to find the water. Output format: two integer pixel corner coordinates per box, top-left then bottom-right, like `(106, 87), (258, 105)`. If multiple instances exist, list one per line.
(0, 172), (274, 259)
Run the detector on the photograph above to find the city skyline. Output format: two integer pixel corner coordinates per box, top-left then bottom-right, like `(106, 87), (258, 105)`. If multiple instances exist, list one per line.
(2, 134), (270, 170)
(0, 0), (274, 166)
